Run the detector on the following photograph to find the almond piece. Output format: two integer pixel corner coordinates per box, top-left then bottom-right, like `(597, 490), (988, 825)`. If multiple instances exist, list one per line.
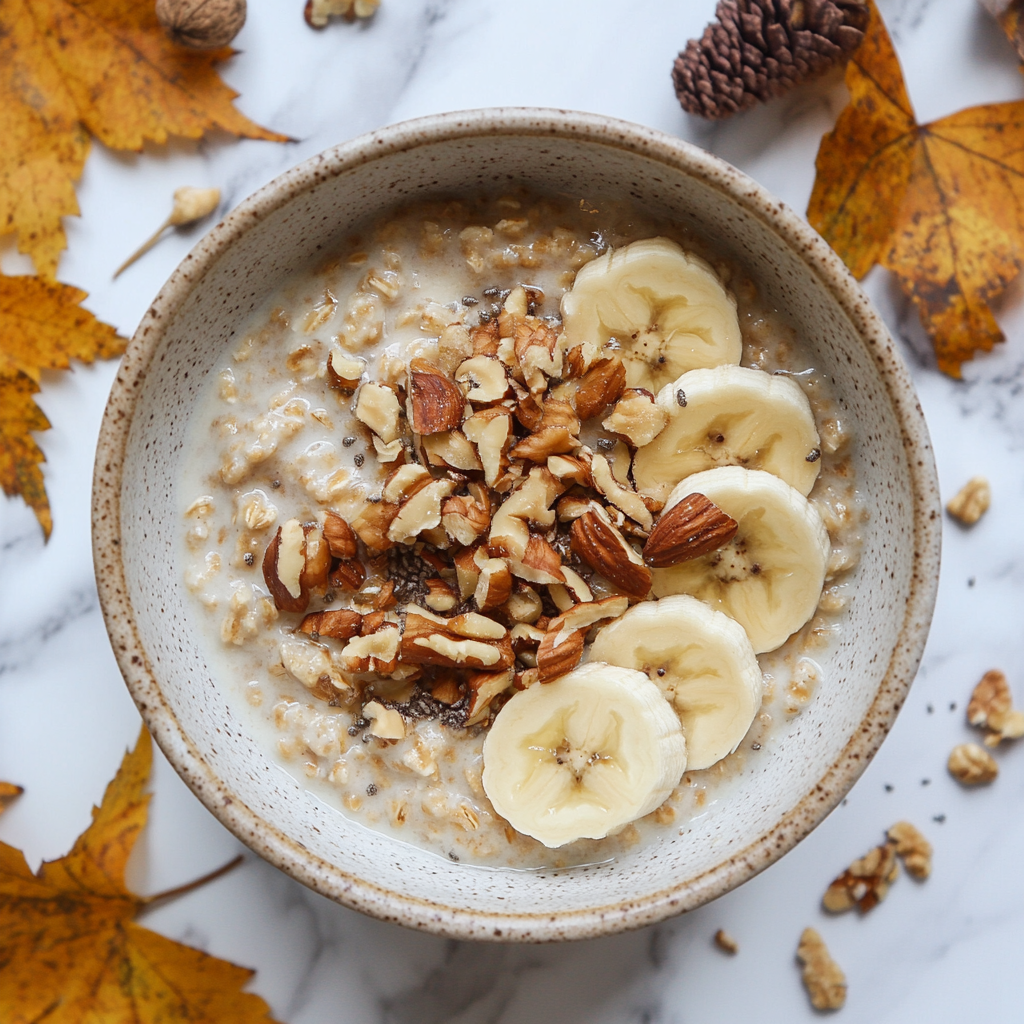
(536, 627), (586, 682)
(409, 357), (465, 435)
(548, 595), (629, 636)
(322, 511), (358, 559)
(574, 355), (626, 420)
(643, 492), (739, 568)
(299, 608), (363, 640)
(570, 506), (651, 599)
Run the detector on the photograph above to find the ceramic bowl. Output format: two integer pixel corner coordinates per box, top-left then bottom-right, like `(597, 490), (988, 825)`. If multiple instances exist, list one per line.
(92, 108), (940, 941)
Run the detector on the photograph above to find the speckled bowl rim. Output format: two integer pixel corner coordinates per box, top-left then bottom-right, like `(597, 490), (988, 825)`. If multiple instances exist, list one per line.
(93, 107), (941, 942)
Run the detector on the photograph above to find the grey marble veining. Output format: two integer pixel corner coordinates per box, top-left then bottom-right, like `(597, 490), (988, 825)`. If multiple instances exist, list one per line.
(2, 0), (1024, 1019)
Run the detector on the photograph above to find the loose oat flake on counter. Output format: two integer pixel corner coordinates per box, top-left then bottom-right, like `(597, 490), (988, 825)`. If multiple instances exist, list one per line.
(179, 194), (863, 866)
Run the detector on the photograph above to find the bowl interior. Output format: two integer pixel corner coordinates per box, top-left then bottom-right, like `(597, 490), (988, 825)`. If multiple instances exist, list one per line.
(100, 112), (937, 940)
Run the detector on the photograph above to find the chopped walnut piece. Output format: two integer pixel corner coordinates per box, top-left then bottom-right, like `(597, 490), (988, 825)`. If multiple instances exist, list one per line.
(967, 668), (1024, 745)
(363, 700), (405, 740)
(509, 426), (579, 462)
(822, 840), (899, 914)
(946, 475), (990, 525)
(489, 467), (563, 561)
(322, 510), (358, 558)
(372, 437), (406, 463)
(602, 389), (668, 447)
(262, 519), (331, 612)
(382, 464), (432, 503)
(388, 479), (456, 545)
(423, 577), (459, 612)
(456, 355), (510, 402)
(713, 929), (738, 955)
(422, 430), (482, 471)
(948, 742), (998, 784)
(509, 534), (565, 586)
(465, 668), (515, 725)
(339, 619), (400, 674)
(351, 500), (400, 552)
(437, 323), (473, 374)
(326, 347), (365, 391)
(329, 558), (367, 591)
(474, 555), (513, 612)
(300, 608), (363, 640)
(505, 584), (543, 624)
(796, 928), (846, 1012)
(547, 454), (592, 488)
(355, 382), (403, 443)
(536, 626), (586, 681)
(887, 821), (932, 879)
(590, 452), (652, 531)
(400, 606), (513, 669)
(463, 407), (512, 487)
(442, 485), (491, 545)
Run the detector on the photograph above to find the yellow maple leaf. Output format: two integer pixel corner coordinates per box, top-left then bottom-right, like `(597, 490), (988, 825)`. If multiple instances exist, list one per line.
(807, 0), (1024, 377)
(1, 275), (126, 538)
(0, 727), (277, 1024)
(0, 783), (24, 815)
(0, 0), (287, 278)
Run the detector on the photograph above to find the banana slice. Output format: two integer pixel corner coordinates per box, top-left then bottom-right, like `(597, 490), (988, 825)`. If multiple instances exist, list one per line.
(589, 595), (762, 771)
(633, 365), (822, 503)
(482, 662), (686, 848)
(560, 237), (741, 393)
(650, 467), (829, 654)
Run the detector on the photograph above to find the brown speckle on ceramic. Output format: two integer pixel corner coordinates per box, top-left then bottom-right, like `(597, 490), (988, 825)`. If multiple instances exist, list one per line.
(91, 108), (941, 942)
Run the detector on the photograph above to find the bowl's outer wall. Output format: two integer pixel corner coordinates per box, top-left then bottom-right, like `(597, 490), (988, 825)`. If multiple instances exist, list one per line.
(94, 109), (940, 941)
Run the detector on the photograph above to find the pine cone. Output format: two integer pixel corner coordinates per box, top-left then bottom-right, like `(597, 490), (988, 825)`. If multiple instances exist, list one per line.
(673, 0), (869, 119)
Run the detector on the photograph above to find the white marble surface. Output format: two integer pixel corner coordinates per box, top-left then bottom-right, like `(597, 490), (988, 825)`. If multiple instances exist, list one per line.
(2, 0), (1024, 1018)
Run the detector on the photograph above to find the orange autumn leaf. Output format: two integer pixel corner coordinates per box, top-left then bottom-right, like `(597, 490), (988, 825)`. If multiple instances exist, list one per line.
(0, 783), (24, 815)
(0, 727), (277, 1024)
(1, 275), (126, 538)
(807, 0), (1024, 377)
(0, 0), (287, 279)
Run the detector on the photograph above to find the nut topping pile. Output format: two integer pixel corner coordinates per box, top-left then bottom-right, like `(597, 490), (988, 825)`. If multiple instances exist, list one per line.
(261, 284), (737, 730)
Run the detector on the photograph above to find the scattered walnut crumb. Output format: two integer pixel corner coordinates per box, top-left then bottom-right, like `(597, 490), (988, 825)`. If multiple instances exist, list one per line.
(822, 840), (898, 913)
(305, 0), (379, 28)
(797, 928), (846, 1011)
(948, 742), (998, 785)
(967, 669), (1024, 746)
(714, 929), (738, 954)
(946, 475), (990, 525)
(887, 821), (932, 879)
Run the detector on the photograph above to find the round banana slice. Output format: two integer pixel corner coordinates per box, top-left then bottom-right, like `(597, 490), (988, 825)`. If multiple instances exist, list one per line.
(589, 595), (762, 771)
(650, 467), (829, 654)
(482, 662), (686, 848)
(560, 237), (742, 393)
(633, 365), (822, 503)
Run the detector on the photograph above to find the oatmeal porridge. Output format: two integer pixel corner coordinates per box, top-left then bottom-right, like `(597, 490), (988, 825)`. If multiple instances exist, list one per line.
(179, 193), (863, 867)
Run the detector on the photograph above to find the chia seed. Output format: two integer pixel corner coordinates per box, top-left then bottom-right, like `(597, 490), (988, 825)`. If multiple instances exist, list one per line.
(343, 436), (357, 447)
(354, 453), (365, 468)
